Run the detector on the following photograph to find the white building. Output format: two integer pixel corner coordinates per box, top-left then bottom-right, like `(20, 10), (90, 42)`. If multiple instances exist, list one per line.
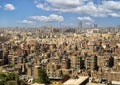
(63, 76), (89, 85)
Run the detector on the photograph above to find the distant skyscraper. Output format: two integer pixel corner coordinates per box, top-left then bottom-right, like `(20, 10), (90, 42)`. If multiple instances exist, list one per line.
(77, 21), (82, 33)
(78, 21), (82, 29)
(94, 24), (98, 28)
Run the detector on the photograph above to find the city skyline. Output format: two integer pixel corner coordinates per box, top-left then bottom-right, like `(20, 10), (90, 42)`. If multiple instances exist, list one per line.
(0, 0), (120, 27)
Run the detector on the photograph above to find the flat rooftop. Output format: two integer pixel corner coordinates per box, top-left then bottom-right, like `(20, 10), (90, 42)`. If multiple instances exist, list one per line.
(63, 76), (89, 85)
(86, 83), (105, 85)
(112, 81), (120, 85)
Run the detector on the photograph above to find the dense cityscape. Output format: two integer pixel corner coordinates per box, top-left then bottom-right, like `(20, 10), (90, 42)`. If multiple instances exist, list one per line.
(1, 0), (120, 85)
(0, 27), (120, 85)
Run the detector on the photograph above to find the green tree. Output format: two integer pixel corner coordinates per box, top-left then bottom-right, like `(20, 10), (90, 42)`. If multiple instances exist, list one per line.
(34, 67), (50, 84)
(7, 73), (19, 81)
(0, 81), (4, 85)
(0, 73), (19, 85)
(0, 73), (8, 85)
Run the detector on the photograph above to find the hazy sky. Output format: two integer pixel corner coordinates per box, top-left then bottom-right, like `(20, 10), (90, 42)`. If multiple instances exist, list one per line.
(0, 0), (120, 27)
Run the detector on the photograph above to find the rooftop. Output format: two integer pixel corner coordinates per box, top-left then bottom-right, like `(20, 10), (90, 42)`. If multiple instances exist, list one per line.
(86, 83), (105, 85)
(63, 76), (89, 85)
